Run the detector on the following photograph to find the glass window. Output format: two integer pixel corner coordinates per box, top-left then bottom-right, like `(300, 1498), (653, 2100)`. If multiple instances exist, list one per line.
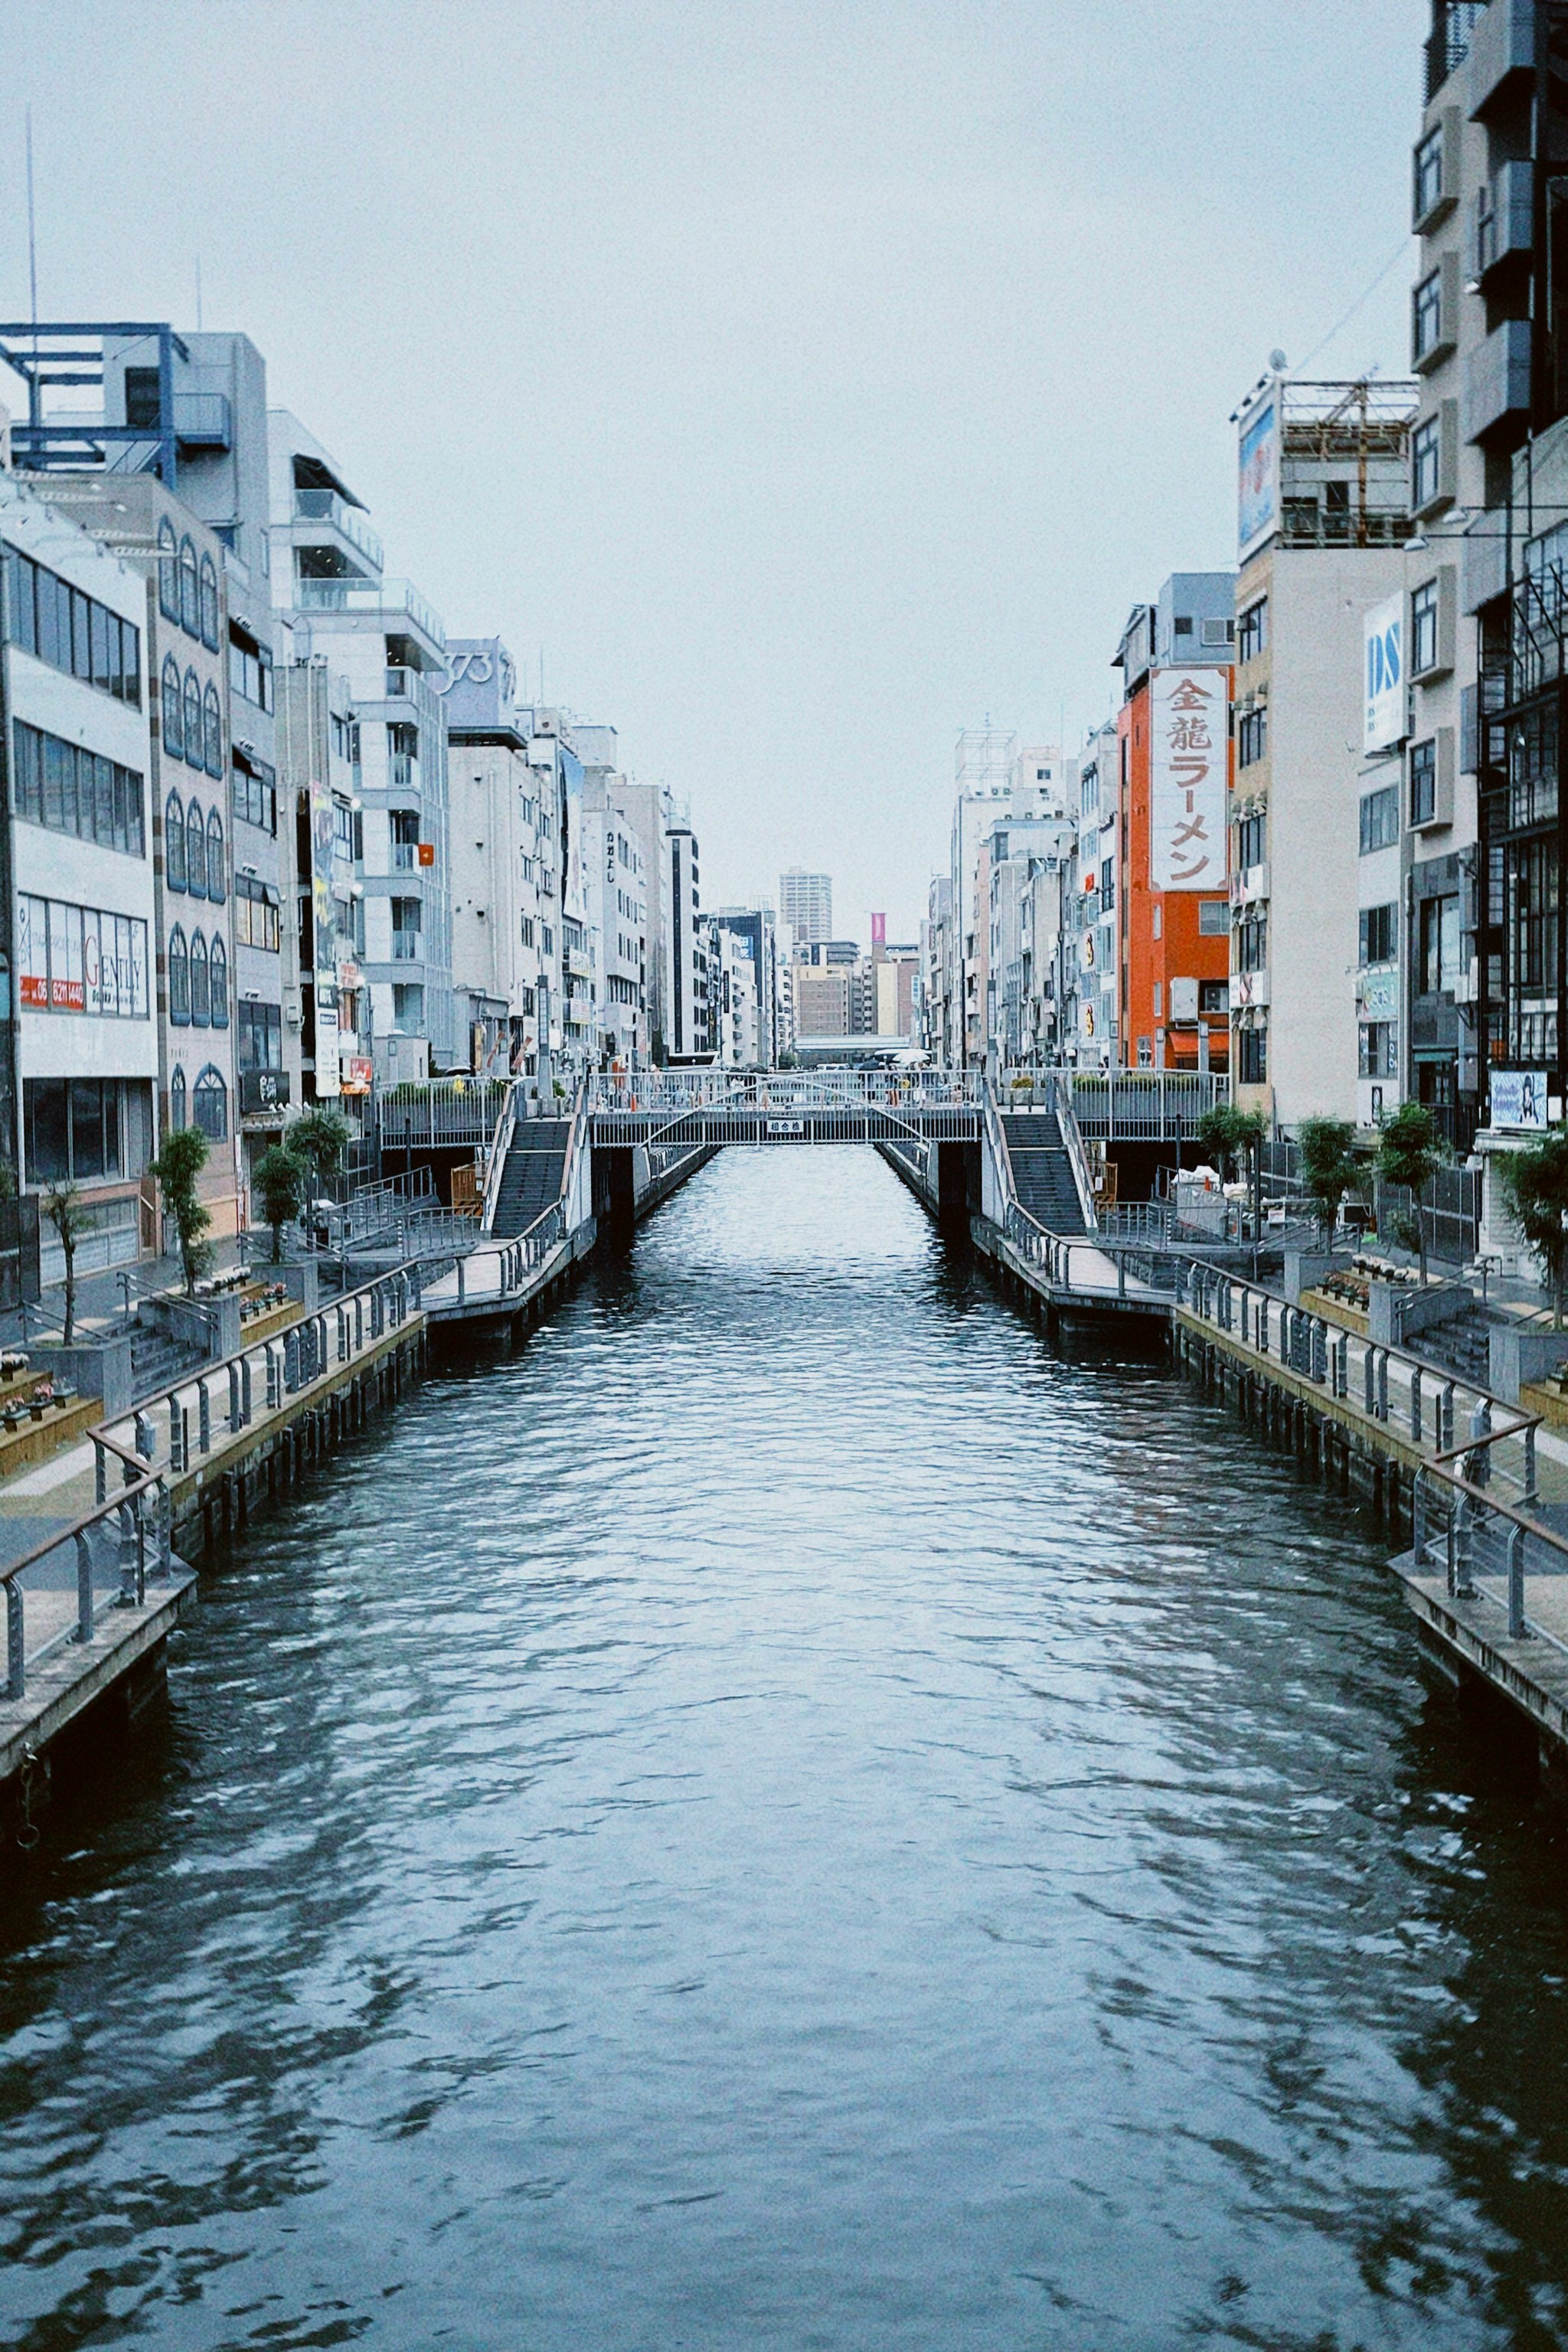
(1413, 270), (1444, 363)
(1414, 124), (1443, 222)
(237, 1000), (283, 1071)
(183, 668), (202, 767)
(1360, 785), (1400, 852)
(1412, 413), (1442, 509)
(170, 1065), (186, 1130)
(193, 1066), (227, 1142)
(89, 599), (112, 694)
(1410, 736), (1437, 823)
(26, 1079), (69, 1183)
(158, 518), (179, 621)
(1237, 598), (1268, 664)
(207, 809), (225, 901)
(165, 791), (187, 890)
(1359, 1022), (1397, 1078)
(189, 929), (211, 1026)
(70, 1079), (108, 1182)
(203, 681), (223, 778)
(162, 655), (184, 760)
(168, 924), (190, 1025)
(199, 552), (220, 651)
(1359, 903), (1397, 965)
(5, 544), (37, 655)
(11, 720), (41, 822)
(179, 537), (200, 637)
(1236, 916), (1268, 972)
(1238, 1027), (1267, 1085)
(210, 935), (229, 1027)
(1237, 705), (1268, 768)
(1236, 812), (1266, 869)
(1411, 581), (1439, 676)
(186, 799), (207, 898)
(70, 588), (93, 681)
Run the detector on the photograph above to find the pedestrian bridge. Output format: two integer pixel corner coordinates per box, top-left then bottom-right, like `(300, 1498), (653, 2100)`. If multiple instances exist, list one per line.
(412, 1070), (1236, 1331)
(584, 1070), (983, 1148)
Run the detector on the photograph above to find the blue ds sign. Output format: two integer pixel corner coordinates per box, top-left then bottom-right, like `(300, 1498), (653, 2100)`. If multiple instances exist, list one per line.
(1364, 597), (1403, 751)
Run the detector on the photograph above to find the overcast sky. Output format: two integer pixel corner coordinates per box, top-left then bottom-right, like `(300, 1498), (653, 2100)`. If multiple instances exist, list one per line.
(7, 0), (1424, 943)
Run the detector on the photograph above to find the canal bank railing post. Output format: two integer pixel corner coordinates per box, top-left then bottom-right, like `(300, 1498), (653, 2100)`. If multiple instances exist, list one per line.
(1410, 1367), (1423, 1446)
(74, 1531), (92, 1645)
(1508, 1522), (1529, 1638)
(5, 1579), (21, 1699)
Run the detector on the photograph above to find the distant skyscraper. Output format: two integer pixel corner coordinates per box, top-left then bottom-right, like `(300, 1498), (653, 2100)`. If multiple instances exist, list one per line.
(780, 867), (832, 946)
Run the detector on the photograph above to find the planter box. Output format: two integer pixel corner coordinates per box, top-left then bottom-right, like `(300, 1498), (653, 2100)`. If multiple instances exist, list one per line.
(0, 1393), (101, 1476)
(1298, 1285), (1370, 1338)
(1284, 1249), (1340, 1305)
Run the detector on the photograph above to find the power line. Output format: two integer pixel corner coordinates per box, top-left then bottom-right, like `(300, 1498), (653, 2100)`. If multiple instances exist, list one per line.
(1295, 237), (1411, 374)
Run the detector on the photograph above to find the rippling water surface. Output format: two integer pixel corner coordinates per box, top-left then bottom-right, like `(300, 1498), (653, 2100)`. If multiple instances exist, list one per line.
(5, 1148), (1568, 2349)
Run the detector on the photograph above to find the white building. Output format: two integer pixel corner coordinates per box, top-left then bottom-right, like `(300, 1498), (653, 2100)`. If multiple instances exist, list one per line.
(1, 472), (160, 1276)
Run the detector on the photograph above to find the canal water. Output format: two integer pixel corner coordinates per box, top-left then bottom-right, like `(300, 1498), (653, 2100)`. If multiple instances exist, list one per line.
(5, 1148), (1568, 2350)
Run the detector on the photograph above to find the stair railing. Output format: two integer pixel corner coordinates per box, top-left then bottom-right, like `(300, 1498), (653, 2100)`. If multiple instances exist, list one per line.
(1045, 1072), (1099, 1234)
(479, 1081), (522, 1233)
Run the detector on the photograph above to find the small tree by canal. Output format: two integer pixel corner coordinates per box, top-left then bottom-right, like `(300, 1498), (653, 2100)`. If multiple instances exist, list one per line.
(1376, 1102), (1443, 1288)
(287, 1108), (351, 1198)
(151, 1127), (214, 1296)
(1499, 1129), (1568, 1328)
(41, 1181), (87, 1343)
(254, 1145), (302, 1265)
(1296, 1118), (1358, 1243)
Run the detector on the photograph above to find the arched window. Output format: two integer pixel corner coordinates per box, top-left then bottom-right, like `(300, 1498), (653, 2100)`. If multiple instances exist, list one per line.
(164, 791), (187, 890)
(157, 518), (179, 622)
(179, 537), (200, 637)
(193, 1065), (228, 1142)
(186, 799), (207, 898)
(206, 808), (226, 901)
(199, 553), (220, 651)
(169, 1065), (186, 1130)
(189, 929), (211, 1026)
(203, 681), (223, 778)
(183, 669), (202, 767)
(209, 936), (229, 1027)
(168, 925), (190, 1025)
(162, 656), (183, 761)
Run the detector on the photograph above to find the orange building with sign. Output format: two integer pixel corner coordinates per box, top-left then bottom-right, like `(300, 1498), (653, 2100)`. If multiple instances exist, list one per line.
(1113, 580), (1233, 1072)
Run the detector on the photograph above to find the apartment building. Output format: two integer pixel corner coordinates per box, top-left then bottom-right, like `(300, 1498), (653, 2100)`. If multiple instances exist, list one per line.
(710, 906), (781, 1063)
(665, 826), (710, 1062)
(1230, 378), (1414, 1127)
(440, 640), (554, 1082)
(580, 733), (649, 1069)
(779, 867), (831, 948)
(1069, 718), (1120, 1066)
(0, 473), (159, 1276)
(1112, 577), (1233, 1076)
(268, 410), (454, 1085)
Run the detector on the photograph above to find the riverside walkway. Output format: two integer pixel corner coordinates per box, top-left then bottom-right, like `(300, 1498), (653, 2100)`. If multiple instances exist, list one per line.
(0, 1263), (423, 1795)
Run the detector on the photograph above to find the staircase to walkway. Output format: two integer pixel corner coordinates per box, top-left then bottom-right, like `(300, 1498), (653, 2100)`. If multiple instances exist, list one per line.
(491, 1119), (571, 1237)
(1001, 1112), (1090, 1236)
(1407, 1301), (1501, 1388)
(130, 1325), (208, 1406)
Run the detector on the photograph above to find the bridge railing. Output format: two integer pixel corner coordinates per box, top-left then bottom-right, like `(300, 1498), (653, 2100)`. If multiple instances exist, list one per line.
(1042, 1070), (1230, 1140)
(585, 1070), (984, 1113)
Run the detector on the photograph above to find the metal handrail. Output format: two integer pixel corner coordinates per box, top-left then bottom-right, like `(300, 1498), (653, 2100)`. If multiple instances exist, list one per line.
(1044, 1073), (1099, 1233)
(480, 1080), (521, 1234)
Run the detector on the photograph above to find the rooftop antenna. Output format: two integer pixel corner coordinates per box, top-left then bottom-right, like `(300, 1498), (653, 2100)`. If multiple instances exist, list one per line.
(24, 104), (39, 428)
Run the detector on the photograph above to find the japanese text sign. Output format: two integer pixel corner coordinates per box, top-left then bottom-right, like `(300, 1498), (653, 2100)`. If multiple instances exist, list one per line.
(1151, 668), (1227, 892)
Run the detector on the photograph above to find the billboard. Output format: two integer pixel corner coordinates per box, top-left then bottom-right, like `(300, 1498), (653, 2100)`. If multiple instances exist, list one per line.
(1238, 392), (1279, 559)
(1491, 1070), (1549, 1131)
(1364, 596), (1403, 751)
(1150, 668), (1227, 890)
(871, 911), (886, 947)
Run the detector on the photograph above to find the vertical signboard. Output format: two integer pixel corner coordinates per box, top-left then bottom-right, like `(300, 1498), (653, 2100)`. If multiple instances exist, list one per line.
(309, 784), (341, 1097)
(1364, 596), (1403, 751)
(871, 911), (887, 948)
(1238, 388), (1279, 561)
(1150, 669), (1227, 890)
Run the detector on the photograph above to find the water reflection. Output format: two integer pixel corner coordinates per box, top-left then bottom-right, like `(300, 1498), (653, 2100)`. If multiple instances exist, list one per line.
(3, 1147), (1568, 2349)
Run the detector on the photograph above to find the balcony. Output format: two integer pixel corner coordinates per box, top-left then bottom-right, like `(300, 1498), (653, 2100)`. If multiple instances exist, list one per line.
(295, 576), (445, 650)
(389, 753), (420, 792)
(1465, 318), (1532, 448)
(1467, 0), (1535, 120)
(1425, 2), (1488, 101)
(392, 933), (423, 962)
(393, 841), (418, 871)
(1230, 861), (1269, 908)
(292, 488), (384, 576)
(1232, 970), (1269, 1011)
(1476, 159), (1534, 286)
